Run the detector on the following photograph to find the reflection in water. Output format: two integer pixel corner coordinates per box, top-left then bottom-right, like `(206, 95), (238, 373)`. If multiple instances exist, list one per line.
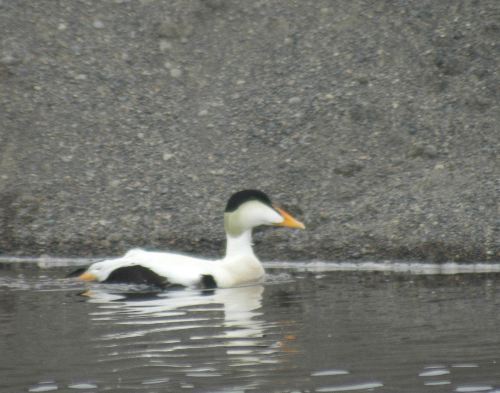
(28, 382), (58, 392)
(418, 368), (450, 377)
(84, 284), (291, 391)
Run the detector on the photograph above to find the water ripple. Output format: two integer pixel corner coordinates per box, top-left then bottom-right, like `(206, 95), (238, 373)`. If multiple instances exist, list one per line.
(316, 381), (384, 392)
(28, 383), (58, 392)
(85, 285), (283, 382)
(2, 262), (500, 392)
(455, 385), (494, 392)
(312, 369), (350, 377)
(419, 368), (450, 377)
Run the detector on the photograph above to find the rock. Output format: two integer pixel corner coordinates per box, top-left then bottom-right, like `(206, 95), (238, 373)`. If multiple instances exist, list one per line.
(162, 152), (174, 161)
(158, 39), (172, 52)
(157, 17), (192, 40)
(170, 68), (182, 78)
(201, 0), (227, 11)
(93, 20), (104, 29)
(333, 163), (365, 177)
(408, 144), (439, 159)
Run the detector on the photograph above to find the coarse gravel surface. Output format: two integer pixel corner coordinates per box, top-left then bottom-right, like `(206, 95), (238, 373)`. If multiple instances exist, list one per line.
(0, 0), (498, 262)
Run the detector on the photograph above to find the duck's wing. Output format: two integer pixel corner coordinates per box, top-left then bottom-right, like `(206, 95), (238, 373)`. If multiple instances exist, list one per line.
(75, 248), (218, 289)
(127, 249), (217, 288)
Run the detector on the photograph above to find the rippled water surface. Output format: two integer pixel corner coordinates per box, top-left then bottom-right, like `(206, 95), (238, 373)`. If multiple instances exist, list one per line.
(1, 260), (500, 392)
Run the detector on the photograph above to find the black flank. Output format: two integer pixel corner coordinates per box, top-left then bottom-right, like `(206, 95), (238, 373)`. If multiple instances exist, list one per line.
(104, 265), (172, 289)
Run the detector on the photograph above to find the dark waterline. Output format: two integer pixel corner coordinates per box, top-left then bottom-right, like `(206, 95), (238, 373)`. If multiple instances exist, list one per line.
(1, 261), (500, 392)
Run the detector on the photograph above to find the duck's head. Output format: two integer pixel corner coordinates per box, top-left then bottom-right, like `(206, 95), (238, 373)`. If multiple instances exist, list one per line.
(78, 260), (116, 282)
(224, 189), (305, 237)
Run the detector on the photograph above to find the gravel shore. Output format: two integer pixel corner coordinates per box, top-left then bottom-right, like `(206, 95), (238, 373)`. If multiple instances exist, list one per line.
(1, 1), (498, 262)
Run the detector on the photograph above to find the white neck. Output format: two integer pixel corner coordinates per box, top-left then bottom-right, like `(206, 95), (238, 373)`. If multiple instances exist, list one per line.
(218, 229), (264, 287)
(225, 229), (254, 259)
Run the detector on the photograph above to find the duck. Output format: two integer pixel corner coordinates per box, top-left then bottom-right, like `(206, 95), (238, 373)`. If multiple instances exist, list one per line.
(73, 189), (305, 289)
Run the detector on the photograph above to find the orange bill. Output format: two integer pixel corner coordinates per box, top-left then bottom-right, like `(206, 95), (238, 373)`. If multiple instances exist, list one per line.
(79, 272), (98, 282)
(274, 207), (305, 229)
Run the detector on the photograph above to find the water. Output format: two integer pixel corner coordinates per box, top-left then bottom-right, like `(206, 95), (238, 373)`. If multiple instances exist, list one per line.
(1, 260), (500, 392)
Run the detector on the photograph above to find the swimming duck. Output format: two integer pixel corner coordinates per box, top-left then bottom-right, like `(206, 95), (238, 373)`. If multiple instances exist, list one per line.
(74, 190), (305, 289)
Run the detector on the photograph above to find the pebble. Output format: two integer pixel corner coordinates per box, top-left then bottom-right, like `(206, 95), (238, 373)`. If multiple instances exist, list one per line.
(162, 152), (174, 161)
(93, 20), (104, 29)
(0, 54), (16, 65)
(170, 68), (182, 78)
(159, 39), (172, 51)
